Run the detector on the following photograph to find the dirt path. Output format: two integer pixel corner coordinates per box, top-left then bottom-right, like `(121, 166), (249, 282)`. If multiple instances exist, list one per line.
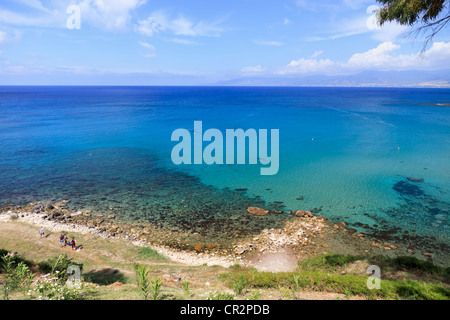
(1, 219), (300, 273)
(0, 212), (243, 268)
(1, 221), (108, 267)
(246, 248), (299, 272)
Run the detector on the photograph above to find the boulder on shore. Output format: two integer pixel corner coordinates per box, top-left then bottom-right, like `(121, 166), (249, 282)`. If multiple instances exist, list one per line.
(9, 213), (19, 220)
(247, 207), (269, 216)
(293, 210), (313, 218)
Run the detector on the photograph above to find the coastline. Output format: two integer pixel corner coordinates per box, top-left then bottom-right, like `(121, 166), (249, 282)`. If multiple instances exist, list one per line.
(0, 208), (238, 269)
(2, 200), (446, 270)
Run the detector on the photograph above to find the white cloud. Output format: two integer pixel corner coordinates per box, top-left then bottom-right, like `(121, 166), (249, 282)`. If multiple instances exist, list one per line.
(0, 30), (21, 44)
(138, 41), (156, 58)
(135, 10), (167, 37)
(421, 42), (450, 66)
(311, 50), (324, 59)
(241, 65), (266, 74)
(253, 40), (283, 46)
(308, 15), (407, 43)
(171, 38), (198, 45)
(280, 58), (336, 75)
(0, 0), (146, 30)
(371, 21), (408, 42)
(78, 0), (146, 31)
(347, 42), (402, 69)
(345, 42), (450, 71)
(278, 42), (450, 75)
(305, 4), (407, 43)
(136, 11), (223, 37)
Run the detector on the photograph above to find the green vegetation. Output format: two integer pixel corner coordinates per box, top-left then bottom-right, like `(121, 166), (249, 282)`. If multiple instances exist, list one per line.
(150, 277), (163, 300)
(224, 268), (449, 300)
(369, 255), (450, 279)
(231, 274), (247, 295)
(1, 251), (86, 300)
(182, 281), (190, 295)
(207, 292), (235, 300)
(134, 263), (163, 300)
(31, 254), (87, 300)
(222, 254), (450, 300)
(299, 254), (365, 272)
(377, 0), (448, 26)
(1, 252), (34, 300)
(290, 275), (301, 300)
(137, 247), (168, 263)
(2, 235), (449, 301)
(376, 0), (450, 49)
(299, 253), (449, 280)
(38, 254), (83, 282)
(0, 249), (33, 271)
(134, 263), (152, 300)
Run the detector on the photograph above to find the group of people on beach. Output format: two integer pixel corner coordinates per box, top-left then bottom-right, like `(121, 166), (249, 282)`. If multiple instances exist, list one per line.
(59, 233), (77, 250)
(39, 226), (80, 251)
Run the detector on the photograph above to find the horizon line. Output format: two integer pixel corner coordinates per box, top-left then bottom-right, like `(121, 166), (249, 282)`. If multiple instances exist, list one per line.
(1, 84), (450, 89)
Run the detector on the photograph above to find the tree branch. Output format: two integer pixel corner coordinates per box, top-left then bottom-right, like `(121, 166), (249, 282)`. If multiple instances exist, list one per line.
(401, 14), (450, 54)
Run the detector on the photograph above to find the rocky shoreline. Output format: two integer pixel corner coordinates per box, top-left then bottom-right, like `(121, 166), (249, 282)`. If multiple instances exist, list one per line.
(0, 202), (239, 268)
(0, 200), (443, 269)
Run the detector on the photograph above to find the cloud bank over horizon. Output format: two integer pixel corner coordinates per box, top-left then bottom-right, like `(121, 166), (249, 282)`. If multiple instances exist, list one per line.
(0, 0), (449, 85)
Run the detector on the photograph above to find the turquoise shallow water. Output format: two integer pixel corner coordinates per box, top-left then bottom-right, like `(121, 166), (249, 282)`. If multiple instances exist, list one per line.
(0, 86), (449, 255)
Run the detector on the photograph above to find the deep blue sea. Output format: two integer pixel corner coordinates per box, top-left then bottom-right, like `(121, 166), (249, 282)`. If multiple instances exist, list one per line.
(0, 86), (449, 259)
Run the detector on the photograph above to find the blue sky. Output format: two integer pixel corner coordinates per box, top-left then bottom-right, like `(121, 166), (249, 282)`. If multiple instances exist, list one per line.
(0, 0), (449, 85)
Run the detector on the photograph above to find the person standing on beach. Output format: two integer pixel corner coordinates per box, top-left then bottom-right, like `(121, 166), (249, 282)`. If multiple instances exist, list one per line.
(59, 234), (65, 247)
(70, 237), (76, 251)
(40, 226), (45, 238)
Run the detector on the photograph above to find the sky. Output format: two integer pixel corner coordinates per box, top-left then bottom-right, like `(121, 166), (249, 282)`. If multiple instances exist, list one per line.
(0, 0), (449, 85)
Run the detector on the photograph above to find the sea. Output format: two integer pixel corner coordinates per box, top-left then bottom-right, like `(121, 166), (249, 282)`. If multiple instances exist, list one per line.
(0, 86), (449, 261)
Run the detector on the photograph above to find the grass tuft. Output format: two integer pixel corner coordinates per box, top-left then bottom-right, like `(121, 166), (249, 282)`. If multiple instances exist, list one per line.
(137, 247), (168, 263)
(299, 254), (365, 272)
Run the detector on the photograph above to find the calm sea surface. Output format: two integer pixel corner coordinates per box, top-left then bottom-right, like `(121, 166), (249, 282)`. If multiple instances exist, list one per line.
(0, 86), (449, 259)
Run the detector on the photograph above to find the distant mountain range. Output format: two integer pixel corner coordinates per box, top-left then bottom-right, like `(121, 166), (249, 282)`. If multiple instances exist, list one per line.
(215, 70), (450, 88)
